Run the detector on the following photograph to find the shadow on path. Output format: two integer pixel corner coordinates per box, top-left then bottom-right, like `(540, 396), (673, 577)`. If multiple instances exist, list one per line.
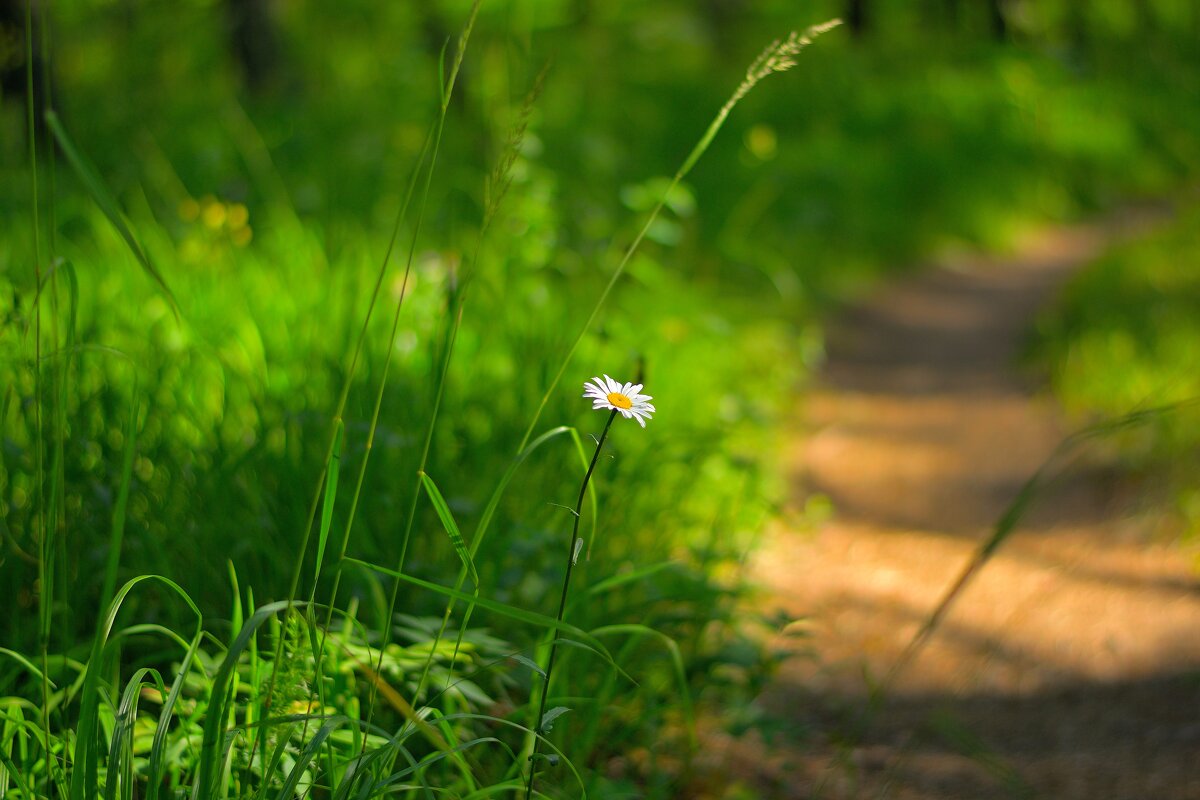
(753, 672), (1200, 800)
(735, 206), (1200, 799)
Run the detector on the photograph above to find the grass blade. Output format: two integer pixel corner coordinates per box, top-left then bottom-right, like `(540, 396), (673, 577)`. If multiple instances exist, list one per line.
(273, 715), (351, 800)
(196, 599), (294, 799)
(0, 749), (34, 800)
(569, 561), (677, 615)
(44, 111), (179, 317)
(474, 426), (572, 558)
(100, 382), (139, 614)
(884, 396), (1200, 695)
(103, 667), (164, 800)
(0, 648), (56, 688)
(410, 427), (573, 709)
(342, 558), (633, 684)
(420, 471), (478, 587)
(508, 654), (546, 679)
(312, 420), (345, 594)
(69, 575), (202, 800)
(439, 714), (587, 799)
(144, 630), (202, 800)
(592, 623), (695, 748)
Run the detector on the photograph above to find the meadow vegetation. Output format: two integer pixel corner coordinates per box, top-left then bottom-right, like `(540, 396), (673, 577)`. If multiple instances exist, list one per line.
(1031, 200), (1200, 543)
(1, 1), (1198, 797)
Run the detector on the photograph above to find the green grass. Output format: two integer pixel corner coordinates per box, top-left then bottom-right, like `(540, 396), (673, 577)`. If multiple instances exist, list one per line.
(0, 8), (813, 797)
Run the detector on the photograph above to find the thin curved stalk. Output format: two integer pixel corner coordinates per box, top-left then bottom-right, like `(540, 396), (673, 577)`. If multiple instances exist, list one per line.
(515, 20), (841, 452)
(523, 409), (617, 800)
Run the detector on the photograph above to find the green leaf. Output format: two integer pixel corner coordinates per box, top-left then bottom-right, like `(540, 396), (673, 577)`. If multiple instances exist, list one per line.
(197, 599), (295, 799)
(313, 420), (344, 591)
(342, 558), (634, 685)
(101, 380), (140, 614)
(567, 428), (600, 559)
(104, 667), (165, 800)
(0, 748), (34, 800)
(538, 706), (571, 733)
(70, 575), (202, 800)
(0, 647), (56, 688)
(472, 426), (572, 557)
(583, 561), (675, 600)
(592, 623), (695, 747)
(45, 111), (179, 317)
(508, 653), (546, 678)
(274, 716), (352, 800)
(420, 471), (478, 587)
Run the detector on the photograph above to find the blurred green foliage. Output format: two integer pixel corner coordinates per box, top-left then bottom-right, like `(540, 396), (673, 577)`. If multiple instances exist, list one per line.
(1030, 202), (1200, 537)
(0, 0), (1196, 693)
(1, 0), (1199, 793)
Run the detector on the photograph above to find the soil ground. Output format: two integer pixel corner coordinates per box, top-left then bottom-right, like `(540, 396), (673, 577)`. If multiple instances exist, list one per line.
(717, 209), (1200, 799)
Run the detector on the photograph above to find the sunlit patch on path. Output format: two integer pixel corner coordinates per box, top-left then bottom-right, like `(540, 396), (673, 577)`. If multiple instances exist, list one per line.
(742, 207), (1200, 799)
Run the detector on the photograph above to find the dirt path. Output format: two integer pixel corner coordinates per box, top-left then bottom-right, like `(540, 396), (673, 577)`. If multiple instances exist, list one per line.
(730, 211), (1200, 799)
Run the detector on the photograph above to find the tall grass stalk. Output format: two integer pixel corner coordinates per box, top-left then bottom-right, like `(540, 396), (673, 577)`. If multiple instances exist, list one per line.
(353, 0), (482, 756)
(515, 19), (841, 452)
(317, 37), (534, 704)
(406, 61), (550, 707)
(882, 395), (1200, 698)
(39, 5), (69, 677)
(253, 4), (481, 785)
(254, 120), (439, 774)
(273, 115), (431, 611)
(235, 1), (485, 788)
(248, 82), (431, 800)
(23, 0), (53, 777)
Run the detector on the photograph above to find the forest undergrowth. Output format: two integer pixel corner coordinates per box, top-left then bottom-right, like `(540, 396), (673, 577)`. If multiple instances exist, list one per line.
(2, 2), (1199, 797)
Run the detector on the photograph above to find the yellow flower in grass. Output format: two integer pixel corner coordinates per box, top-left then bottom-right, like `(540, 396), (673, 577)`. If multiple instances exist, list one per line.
(583, 375), (655, 427)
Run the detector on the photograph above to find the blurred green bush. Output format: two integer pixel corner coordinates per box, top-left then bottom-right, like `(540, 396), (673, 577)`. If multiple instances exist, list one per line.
(1030, 202), (1200, 539)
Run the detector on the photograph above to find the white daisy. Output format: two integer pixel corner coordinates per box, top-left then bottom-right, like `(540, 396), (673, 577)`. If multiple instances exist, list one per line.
(583, 375), (656, 427)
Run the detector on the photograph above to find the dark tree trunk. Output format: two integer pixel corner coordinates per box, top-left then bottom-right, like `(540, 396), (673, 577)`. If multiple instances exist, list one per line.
(986, 0), (1007, 40)
(227, 0), (277, 92)
(702, 0), (744, 56)
(846, 0), (868, 37)
(1, 0), (53, 144)
(1066, 3), (1089, 52)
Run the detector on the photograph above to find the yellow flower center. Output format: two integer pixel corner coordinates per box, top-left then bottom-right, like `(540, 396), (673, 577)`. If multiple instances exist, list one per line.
(607, 392), (633, 410)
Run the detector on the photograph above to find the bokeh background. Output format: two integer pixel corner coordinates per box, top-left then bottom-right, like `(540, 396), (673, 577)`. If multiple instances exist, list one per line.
(1, 1), (1199, 796)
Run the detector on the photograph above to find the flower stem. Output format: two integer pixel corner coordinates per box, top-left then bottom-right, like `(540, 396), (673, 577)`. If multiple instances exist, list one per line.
(525, 408), (618, 799)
